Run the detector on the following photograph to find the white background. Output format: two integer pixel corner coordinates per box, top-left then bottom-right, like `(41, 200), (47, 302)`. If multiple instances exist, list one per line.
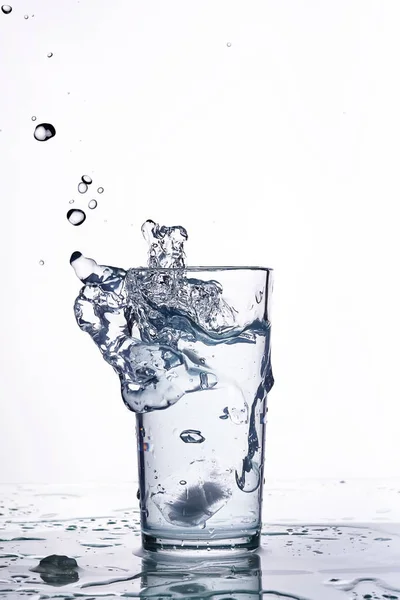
(0, 0), (399, 484)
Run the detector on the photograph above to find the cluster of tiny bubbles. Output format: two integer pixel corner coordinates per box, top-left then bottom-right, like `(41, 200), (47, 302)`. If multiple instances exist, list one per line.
(88, 199), (97, 209)
(1, 5), (12, 13)
(47, 52), (53, 58)
(34, 123), (56, 142)
(67, 208), (86, 226)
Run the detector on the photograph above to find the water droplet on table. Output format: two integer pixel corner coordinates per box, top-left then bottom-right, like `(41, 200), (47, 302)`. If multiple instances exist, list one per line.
(24, 14), (28, 19)
(31, 116), (36, 121)
(67, 209), (86, 226)
(1, 5), (12, 14)
(226, 42), (232, 47)
(39, 260), (44, 266)
(47, 52), (53, 58)
(34, 123), (56, 141)
(82, 175), (92, 184)
(69, 199), (74, 204)
(97, 187), (104, 194)
(78, 182), (88, 194)
(88, 199), (97, 209)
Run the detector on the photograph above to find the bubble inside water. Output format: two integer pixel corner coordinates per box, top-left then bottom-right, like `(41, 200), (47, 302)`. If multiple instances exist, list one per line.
(1, 5), (12, 14)
(97, 187), (104, 194)
(47, 52), (53, 58)
(180, 430), (205, 444)
(78, 182), (88, 194)
(67, 209), (86, 226)
(88, 199), (97, 209)
(34, 123), (56, 142)
(82, 175), (92, 185)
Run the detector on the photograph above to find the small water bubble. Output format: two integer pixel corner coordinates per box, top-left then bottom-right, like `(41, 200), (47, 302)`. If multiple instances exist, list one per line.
(47, 52), (53, 58)
(78, 182), (88, 194)
(82, 175), (92, 184)
(88, 199), (97, 209)
(97, 187), (104, 194)
(67, 209), (86, 226)
(179, 429), (205, 444)
(226, 42), (231, 47)
(31, 116), (36, 121)
(34, 123), (56, 142)
(1, 5), (12, 14)
(39, 260), (44, 265)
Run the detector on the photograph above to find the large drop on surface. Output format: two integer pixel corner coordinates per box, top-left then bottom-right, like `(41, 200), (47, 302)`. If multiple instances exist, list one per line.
(31, 555), (79, 586)
(67, 209), (86, 226)
(1, 5), (12, 13)
(34, 123), (56, 142)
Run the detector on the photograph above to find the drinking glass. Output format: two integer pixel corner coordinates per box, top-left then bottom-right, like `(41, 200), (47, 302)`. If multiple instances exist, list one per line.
(134, 267), (273, 553)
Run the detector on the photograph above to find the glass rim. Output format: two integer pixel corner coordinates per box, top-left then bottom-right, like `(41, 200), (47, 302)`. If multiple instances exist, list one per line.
(128, 266), (273, 273)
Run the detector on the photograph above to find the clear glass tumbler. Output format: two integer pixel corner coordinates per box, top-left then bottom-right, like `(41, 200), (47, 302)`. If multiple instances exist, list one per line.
(135, 267), (273, 553)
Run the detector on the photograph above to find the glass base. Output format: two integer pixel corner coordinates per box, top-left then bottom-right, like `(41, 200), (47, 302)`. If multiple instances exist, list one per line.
(142, 530), (260, 555)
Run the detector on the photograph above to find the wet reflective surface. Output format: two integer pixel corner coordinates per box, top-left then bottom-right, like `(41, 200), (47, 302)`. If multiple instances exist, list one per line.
(0, 480), (399, 598)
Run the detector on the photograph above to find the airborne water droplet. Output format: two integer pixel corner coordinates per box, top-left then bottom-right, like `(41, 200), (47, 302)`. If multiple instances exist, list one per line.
(88, 199), (97, 209)
(67, 209), (86, 226)
(78, 182), (88, 194)
(97, 187), (104, 194)
(47, 52), (53, 58)
(81, 175), (92, 185)
(1, 5), (12, 14)
(34, 123), (56, 142)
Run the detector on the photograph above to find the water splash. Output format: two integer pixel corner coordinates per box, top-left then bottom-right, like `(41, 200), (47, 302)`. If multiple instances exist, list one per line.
(70, 221), (273, 501)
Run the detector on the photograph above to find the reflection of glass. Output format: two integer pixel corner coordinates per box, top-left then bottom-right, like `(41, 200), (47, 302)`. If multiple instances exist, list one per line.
(136, 267), (273, 552)
(140, 552), (262, 599)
